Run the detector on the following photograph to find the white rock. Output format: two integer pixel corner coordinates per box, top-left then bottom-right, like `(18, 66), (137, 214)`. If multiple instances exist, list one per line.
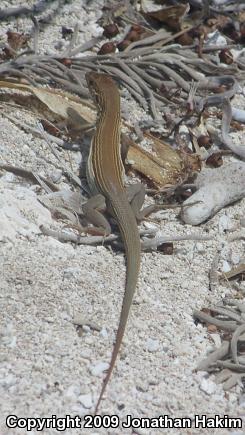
(218, 214), (231, 233)
(181, 163), (245, 225)
(65, 384), (80, 399)
(231, 253), (240, 265)
(222, 261), (231, 273)
(0, 374), (16, 387)
(100, 328), (108, 338)
(71, 404), (87, 416)
(206, 30), (227, 47)
(228, 393), (239, 404)
(0, 185), (52, 242)
(220, 242), (230, 259)
(78, 393), (93, 409)
(162, 342), (169, 352)
(1, 172), (15, 182)
(146, 338), (159, 353)
(133, 429), (149, 435)
(63, 267), (80, 278)
(80, 349), (92, 359)
(0, 322), (16, 347)
(195, 242), (205, 253)
(90, 362), (109, 376)
(200, 378), (216, 395)
(239, 394), (245, 406)
(49, 169), (62, 183)
(210, 333), (221, 348)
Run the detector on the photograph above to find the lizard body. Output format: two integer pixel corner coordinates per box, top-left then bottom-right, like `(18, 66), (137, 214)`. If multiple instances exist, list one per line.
(85, 72), (141, 413)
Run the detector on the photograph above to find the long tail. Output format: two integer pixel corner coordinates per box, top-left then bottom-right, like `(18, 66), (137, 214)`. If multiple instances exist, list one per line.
(94, 196), (141, 414)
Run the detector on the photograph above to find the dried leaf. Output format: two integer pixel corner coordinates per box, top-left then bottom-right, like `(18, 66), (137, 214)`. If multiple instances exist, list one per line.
(206, 152), (223, 168)
(0, 80), (200, 190)
(103, 23), (119, 38)
(0, 164), (59, 192)
(39, 190), (84, 224)
(207, 324), (218, 333)
(122, 133), (170, 187)
(0, 46), (14, 60)
(0, 80), (94, 124)
(122, 131), (200, 189)
(7, 30), (30, 51)
(224, 264), (245, 280)
(145, 4), (190, 31)
(144, 131), (201, 178)
(61, 26), (73, 39)
(40, 119), (61, 137)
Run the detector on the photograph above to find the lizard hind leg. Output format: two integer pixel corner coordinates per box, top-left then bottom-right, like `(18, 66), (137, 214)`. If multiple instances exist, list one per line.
(82, 193), (111, 237)
(126, 183), (168, 222)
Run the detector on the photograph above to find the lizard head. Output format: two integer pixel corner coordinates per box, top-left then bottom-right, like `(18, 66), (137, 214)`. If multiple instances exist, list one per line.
(85, 72), (117, 109)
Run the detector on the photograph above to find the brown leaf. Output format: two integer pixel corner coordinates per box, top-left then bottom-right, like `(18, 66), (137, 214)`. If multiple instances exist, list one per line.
(237, 11), (245, 24)
(224, 264), (245, 280)
(122, 134), (170, 187)
(103, 23), (119, 38)
(219, 48), (233, 65)
(197, 135), (213, 149)
(158, 242), (174, 254)
(206, 15), (231, 32)
(40, 119), (61, 137)
(0, 80), (95, 123)
(145, 4), (190, 31)
(0, 81), (201, 190)
(207, 324), (218, 333)
(144, 131), (201, 177)
(0, 46), (14, 60)
(122, 131), (201, 189)
(7, 30), (30, 51)
(61, 26), (73, 39)
(206, 152), (223, 168)
(98, 42), (116, 54)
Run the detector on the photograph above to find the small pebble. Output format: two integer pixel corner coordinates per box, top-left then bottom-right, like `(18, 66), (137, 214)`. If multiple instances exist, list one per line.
(162, 342), (169, 352)
(100, 328), (108, 338)
(222, 260), (231, 273)
(0, 374), (16, 387)
(231, 253), (240, 265)
(146, 338), (159, 353)
(200, 378), (216, 395)
(218, 214), (231, 232)
(239, 394), (245, 406)
(49, 169), (62, 183)
(63, 267), (80, 278)
(71, 404), (87, 416)
(65, 385), (80, 398)
(90, 362), (109, 376)
(78, 393), (93, 409)
(210, 333), (221, 348)
(73, 314), (84, 325)
(133, 429), (149, 435)
(195, 242), (205, 253)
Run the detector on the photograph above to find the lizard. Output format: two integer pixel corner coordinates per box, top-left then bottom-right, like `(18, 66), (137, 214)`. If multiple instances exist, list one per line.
(85, 71), (142, 414)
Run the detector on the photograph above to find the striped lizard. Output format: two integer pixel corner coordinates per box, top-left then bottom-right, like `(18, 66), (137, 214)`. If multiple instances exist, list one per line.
(85, 71), (141, 413)
(85, 72), (162, 413)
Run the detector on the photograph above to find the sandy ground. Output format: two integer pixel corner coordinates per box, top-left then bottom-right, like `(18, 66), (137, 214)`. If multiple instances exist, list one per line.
(0, 1), (245, 434)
